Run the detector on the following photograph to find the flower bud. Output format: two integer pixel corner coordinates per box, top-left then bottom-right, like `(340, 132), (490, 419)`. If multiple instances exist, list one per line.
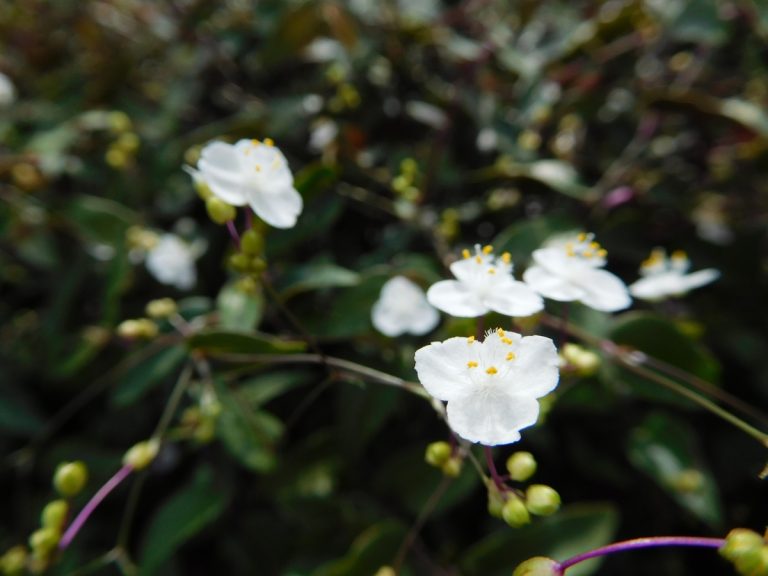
(513, 556), (560, 576)
(732, 546), (768, 576)
(506, 451), (537, 482)
(1, 545), (28, 575)
(561, 343), (601, 376)
(720, 529), (766, 564)
(240, 229), (264, 255)
(206, 197), (236, 224)
(123, 439), (160, 471)
(40, 500), (69, 532)
(425, 441), (452, 468)
(28, 528), (59, 558)
(669, 468), (704, 493)
(441, 456), (463, 478)
(374, 567), (396, 576)
(145, 298), (177, 319)
(108, 111), (132, 133)
(116, 318), (158, 340)
(105, 147), (129, 169)
(502, 496), (530, 528)
(53, 461), (88, 498)
(525, 484), (561, 516)
(487, 484), (505, 519)
(116, 132), (140, 154)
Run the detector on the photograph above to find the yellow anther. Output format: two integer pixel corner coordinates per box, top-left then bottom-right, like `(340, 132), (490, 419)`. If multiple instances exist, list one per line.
(486, 366), (498, 375)
(597, 249), (607, 258)
(583, 250), (593, 259)
(488, 268), (496, 275)
(251, 139), (260, 145)
(506, 352), (516, 361)
(501, 337), (513, 345)
(255, 165), (261, 172)
(501, 252), (511, 264)
(483, 245), (494, 255)
(590, 241), (600, 250)
(263, 137), (274, 147)
(467, 336), (475, 344)
(566, 243), (576, 257)
(467, 361), (479, 368)
(462, 249), (471, 259)
(496, 328), (506, 337)
(577, 232), (588, 242)
(671, 250), (687, 260)
(475, 255), (482, 263)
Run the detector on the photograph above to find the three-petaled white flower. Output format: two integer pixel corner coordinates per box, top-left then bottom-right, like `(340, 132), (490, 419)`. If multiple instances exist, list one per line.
(191, 138), (303, 229)
(415, 329), (559, 445)
(629, 248), (719, 301)
(523, 233), (631, 312)
(426, 245), (544, 318)
(371, 276), (440, 337)
(145, 233), (199, 290)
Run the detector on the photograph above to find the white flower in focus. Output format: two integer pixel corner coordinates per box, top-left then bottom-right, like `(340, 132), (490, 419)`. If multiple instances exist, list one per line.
(629, 248), (719, 301)
(426, 245), (544, 318)
(523, 232), (631, 312)
(415, 329), (559, 445)
(192, 138), (303, 229)
(145, 234), (198, 290)
(0, 72), (16, 106)
(372, 276), (439, 337)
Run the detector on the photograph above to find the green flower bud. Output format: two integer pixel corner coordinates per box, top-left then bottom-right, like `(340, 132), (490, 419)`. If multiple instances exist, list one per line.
(374, 567), (396, 576)
(425, 441), (452, 468)
(28, 528), (59, 558)
(229, 253), (251, 273)
(733, 546), (768, 576)
(206, 197), (236, 224)
(669, 469), (704, 494)
(512, 556), (560, 576)
(506, 451), (537, 482)
(123, 439), (160, 471)
(53, 461), (88, 498)
(487, 484), (505, 519)
(145, 298), (177, 319)
(40, 500), (69, 532)
(1, 546), (28, 575)
(105, 147), (129, 169)
(561, 343), (601, 376)
(116, 132), (140, 154)
(441, 456), (463, 478)
(400, 158), (418, 176)
(108, 111), (132, 133)
(193, 420), (216, 444)
(502, 496), (530, 528)
(525, 484), (561, 516)
(117, 318), (158, 340)
(720, 529), (765, 563)
(240, 229), (263, 255)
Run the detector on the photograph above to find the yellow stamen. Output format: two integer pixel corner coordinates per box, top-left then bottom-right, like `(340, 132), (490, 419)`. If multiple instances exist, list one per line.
(462, 249), (471, 259)
(467, 361), (478, 368)
(501, 337), (513, 345)
(496, 328), (506, 337)
(671, 250), (687, 260)
(483, 245), (493, 255)
(577, 232), (588, 242)
(467, 336), (475, 344)
(251, 139), (260, 145)
(501, 252), (511, 264)
(255, 165), (261, 172)
(488, 268), (496, 275)
(590, 241), (600, 250)
(583, 250), (593, 259)
(597, 249), (607, 258)
(566, 243), (576, 257)
(264, 137), (274, 147)
(475, 255), (482, 263)
(506, 352), (516, 361)
(485, 366), (498, 375)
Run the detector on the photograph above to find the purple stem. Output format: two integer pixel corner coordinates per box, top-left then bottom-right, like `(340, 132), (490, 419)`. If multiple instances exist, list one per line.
(557, 536), (725, 574)
(226, 220), (240, 248)
(484, 446), (506, 492)
(58, 464), (134, 550)
(245, 208), (254, 230)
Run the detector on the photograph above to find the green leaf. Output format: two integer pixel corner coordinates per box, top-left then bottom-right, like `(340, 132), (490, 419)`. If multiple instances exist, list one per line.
(65, 195), (139, 248)
(238, 369), (314, 407)
(496, 159), (594, 201)
(460, 504), (619, 576)
(627, 412), (723, 527)
(139, 466), (229, 576)
(216, 283), (263, 331)
(111, 345), (187, 407)
(187, 329), (307, 355)
(278, 261), (361, 300)
(670, 0), (728, 45)
(312, 520), (408, 576)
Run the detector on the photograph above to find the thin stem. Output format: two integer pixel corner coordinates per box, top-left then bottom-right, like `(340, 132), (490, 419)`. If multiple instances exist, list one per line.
(484, 446), (506, 491)
(59, 464), (134, 550)
(557, 536), (725, 574)
(152, 362), (194, 440)
(226, 220), (240, 248)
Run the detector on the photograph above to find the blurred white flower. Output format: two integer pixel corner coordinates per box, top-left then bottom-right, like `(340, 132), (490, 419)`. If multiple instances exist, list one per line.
(523, 232), (631, 312)
(308, 118), (338, 152)
(371, 276), (439, 337)
(145, 234), (199, 290)
(427, 245), (543, 318)
(0, 72), (16, 106)
(192, 138), (303, 229)
(415, 329), (559, 445)
(629, 248), (719, 301)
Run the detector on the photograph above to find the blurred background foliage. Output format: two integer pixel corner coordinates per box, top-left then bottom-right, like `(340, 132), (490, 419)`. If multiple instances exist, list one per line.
(1, 0), (768, 574)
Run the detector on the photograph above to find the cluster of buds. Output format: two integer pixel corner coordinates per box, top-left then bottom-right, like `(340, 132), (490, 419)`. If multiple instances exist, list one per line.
(105, 112), (140, 170)
(179, 388), (222, 444)
(720, 528), (768, 576)
(424, 441), (463, 477)
(228, 227), (267, 292)
(116, 318), (159, 340)
(391, 158), (421, 203)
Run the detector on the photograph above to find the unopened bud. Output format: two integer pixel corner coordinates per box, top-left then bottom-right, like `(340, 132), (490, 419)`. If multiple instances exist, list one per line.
(41, 500), (69, 532)
(525, 484), (561, 516)
(506, 451), (537, 482)
(374, 567), (396, 576)
(487, 484), (505, 519)
(1, 546), (28, 575)
(669, 468), (704, 493)
(108, 111), (132, 133)
(240, 229), (263, 255)
(720, 529), (765, 563)
(441, 456), (463, 477)
(116, 132), (140, 154)
(53, 461), (88, 498)
(206, 197), (236, 224)
(28, 528), (59, 558)
(145, 298), (177, 319)
(425, 441), (452, 468)
(105, 147), (129, 169)
(116, 318), (158, 340)
(502, 496), (530, 528)
(513, 556), (560, 576)
(123, 439), (160, 471)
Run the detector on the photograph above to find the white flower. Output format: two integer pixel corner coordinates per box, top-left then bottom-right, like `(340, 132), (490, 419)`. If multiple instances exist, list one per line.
(192, 138), (303, 229)
(523, 232), (631, 312)
(629, 248), (719, 301)
(145, 234), (199, 290)
(426, 245), (544, 318)
(0, 72), (16, 106)
(414, 328), (559, 445)
(372, 276), (440, 337)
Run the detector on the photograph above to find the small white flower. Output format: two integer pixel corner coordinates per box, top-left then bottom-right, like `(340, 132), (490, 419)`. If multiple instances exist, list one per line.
(427, 245), (544, 318)
(523, 232), (631, 312)
(629, 248), (719, 301)
(0, 72), (16, 106)
(192, 138), (303, 229)
(145, 234), (199, 290)
(414, 328), (559, 445)
(371, 276), (440, 337)
(308, 118), (338, 152)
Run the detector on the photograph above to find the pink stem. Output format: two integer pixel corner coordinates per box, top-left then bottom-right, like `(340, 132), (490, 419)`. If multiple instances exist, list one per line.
(58, 464), (134, 550)
(484, 446), (506, 491)
(226, 220), (240, 248)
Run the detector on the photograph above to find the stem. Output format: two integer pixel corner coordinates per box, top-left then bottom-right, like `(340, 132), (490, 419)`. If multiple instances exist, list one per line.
(59, 464), (134, 550)
(557, 536), (725, 574)
(484, 446), (506, 491)
(226, 220), (240, 248)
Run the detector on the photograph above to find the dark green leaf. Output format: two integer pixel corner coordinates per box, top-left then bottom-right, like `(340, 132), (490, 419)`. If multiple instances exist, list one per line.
(187, 329), (307, 355)
(312, 520), (408, 576)
(111, 345), (187, 407)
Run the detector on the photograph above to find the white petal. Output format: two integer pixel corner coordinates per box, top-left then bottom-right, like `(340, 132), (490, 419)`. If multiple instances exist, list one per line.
(508, 335), (560, 397)
(446, 389), (539, 445)
(681, 268), (720, 292)
(405, 303), (440, 335)
(414, 337), (479, 402)
(482, 278), (544, 317)
(629, 274), (675, 301)
(249, 186), (303, 229)
(523, 266), (585, 301)
(531, 247), (570, 272)
(426, 280), (488, 317)
(449, 257), (486, 284)
(197, 142), (249, 206)
(577, 268), (631, 312)
(371, 300), (406, 336)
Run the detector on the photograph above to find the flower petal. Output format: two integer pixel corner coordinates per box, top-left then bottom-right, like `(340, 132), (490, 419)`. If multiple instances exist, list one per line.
(523, 266), (585, 301)
(426, 280), (489, 317)
(508, 335), (560, 397)
(629, 274), (675, 301)
(405, 302), (440, 335)
(577, 268), (631, 312)
(371, 300), (405, 336)
(482, 278), (544, 317)
(446, 389), (539, 445)
(681, 268), (720, 292)
(248, 185), (303, 229)
(414, 337), (479, 402)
